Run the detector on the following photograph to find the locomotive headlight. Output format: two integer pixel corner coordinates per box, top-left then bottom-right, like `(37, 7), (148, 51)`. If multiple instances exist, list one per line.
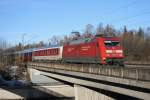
(103, 57), (106, 60)
(106, 50), (112, 53)
(116, 50), (123, 53)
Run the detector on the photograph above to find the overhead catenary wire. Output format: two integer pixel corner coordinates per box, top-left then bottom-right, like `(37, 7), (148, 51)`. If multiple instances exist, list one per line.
(110, 0), (138, 14)
(124, 19), (150, 28)
(99, 0), (139, 23)
(110, 10), (150, 24)
(99, 0), (150, 28)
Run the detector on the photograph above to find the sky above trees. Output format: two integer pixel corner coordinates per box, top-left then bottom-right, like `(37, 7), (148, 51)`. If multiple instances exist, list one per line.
(0, 0), (150, 45)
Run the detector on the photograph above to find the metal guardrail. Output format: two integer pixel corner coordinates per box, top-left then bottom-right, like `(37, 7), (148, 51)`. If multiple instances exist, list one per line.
(27, 62), (150, 82)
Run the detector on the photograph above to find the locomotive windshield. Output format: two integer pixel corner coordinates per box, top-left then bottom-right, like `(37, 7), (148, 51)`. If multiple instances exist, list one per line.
(104, 41), (120, 46)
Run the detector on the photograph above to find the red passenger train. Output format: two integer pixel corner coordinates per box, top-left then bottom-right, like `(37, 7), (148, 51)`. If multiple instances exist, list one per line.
(22, 36), (124, 66)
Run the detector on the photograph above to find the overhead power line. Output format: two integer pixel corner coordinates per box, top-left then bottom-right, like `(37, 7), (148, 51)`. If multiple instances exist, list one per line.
(112, 0), (138, 14)
(110, 10), (150, 24)
(99, 0), (138, 20)
(126, 19), (150, 27)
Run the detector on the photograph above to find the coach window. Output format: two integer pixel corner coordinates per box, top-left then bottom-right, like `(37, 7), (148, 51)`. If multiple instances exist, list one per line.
(53, 49), (55, 55)
(37, 51), (38, 56)
(49, 50), (51, 55)
(56, 49), (57, 54)
(37, 51), (39, 56)
(49, 49), (51, 55)
(47, 50), (48, 55)
(57, 49), (59, 54)
(54, 49), (56, 55)
(46, 50), (48, 55)
(43, 50), (45, 56)
(55, 49), (57, 54)
(40, 51), (42, 56)
(52, 49), (54, 55)
(56, 49), (58, 54)
(46, 50), (47, 55)
(47, 50), (49, 55)
(48, 50), (51, 55)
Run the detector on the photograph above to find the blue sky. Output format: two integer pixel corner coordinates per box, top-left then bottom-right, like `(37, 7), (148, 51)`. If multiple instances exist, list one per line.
(0, 0), (150, 45)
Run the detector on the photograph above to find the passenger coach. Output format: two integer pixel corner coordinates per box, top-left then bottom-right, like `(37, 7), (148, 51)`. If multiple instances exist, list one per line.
(32, 46), (63, 61)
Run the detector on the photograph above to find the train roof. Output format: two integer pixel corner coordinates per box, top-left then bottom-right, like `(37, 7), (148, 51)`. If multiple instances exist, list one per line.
(33, 45), (63, 51)
(15, 45), (63, 54)
(15, 48), (35, 54)
(68, 36), (120, 45)
(69, 38), (93, 45)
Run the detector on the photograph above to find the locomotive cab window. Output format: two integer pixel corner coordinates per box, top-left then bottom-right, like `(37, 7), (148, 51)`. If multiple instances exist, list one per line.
(104, 41), (120, 46)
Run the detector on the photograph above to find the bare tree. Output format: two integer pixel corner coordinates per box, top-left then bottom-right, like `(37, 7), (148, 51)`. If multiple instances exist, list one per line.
(0, 38), (9, 50)
(96, 23), (104, 35)
(48, 35), (60, 46)
(104, 24), (116, 36)
(83, 24), (94, 38)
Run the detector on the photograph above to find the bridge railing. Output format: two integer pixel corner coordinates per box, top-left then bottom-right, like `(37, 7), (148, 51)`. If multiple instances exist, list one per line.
(28, 62), (150, 82)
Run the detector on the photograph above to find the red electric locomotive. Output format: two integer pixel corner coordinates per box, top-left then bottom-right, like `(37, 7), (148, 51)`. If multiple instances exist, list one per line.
(63, 35), (124, 66)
